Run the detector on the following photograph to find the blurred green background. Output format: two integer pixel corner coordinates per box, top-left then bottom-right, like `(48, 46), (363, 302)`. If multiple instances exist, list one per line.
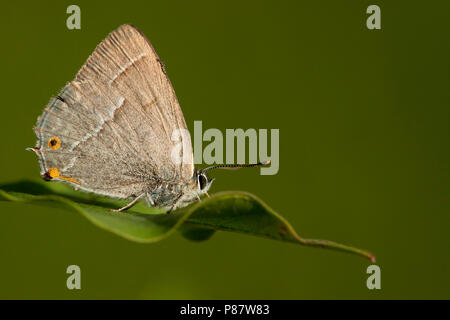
(0, 0), (449, 299)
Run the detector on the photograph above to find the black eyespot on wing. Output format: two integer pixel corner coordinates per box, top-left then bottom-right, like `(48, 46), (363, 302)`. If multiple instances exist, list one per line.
(42, 171), (52, 181)
(198, 174), (207, 190)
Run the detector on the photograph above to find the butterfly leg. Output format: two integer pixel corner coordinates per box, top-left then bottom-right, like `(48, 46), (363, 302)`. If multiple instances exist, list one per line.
(110, 193), (146, 212)
(146, 195), (155, 206)
(166, 193), (185, 214)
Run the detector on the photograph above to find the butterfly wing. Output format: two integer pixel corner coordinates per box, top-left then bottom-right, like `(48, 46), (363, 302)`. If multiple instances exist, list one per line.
(31, 24), (193, 198)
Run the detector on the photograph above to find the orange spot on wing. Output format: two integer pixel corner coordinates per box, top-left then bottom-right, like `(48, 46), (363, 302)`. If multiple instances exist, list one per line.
(48, 168), (60, 178)
(47, 168), (80, 185)
(48, 137), (61, 150)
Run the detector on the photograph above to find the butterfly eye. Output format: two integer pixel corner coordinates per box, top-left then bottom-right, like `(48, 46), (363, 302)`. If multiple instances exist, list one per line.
(198, 174), (208, 191)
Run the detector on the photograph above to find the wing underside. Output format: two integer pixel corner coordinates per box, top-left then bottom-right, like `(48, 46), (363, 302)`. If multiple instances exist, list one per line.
(31, 24), (193, 198)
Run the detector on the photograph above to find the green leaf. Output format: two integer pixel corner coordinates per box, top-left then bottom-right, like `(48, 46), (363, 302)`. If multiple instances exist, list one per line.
(0, 180), (375, 261)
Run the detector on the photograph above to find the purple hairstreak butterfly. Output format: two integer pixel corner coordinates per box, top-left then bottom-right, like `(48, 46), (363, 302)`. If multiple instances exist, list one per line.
(28, 25), (268, 212)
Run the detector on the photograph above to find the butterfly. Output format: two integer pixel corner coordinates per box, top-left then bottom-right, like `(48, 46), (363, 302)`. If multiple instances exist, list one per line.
(28, 25), (268, 213)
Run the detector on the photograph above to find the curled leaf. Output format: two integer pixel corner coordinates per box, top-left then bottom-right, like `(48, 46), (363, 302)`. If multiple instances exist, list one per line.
(0, 180), (375, 262)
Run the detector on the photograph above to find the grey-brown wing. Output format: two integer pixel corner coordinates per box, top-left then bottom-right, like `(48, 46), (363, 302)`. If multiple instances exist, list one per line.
(31, 25), (193, 198)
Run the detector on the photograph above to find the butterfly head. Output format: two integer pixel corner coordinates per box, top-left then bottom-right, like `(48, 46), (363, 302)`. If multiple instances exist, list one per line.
(195, 170), (215, 195)
(176, 161), (270, 211)
(193, 160), (271, 197)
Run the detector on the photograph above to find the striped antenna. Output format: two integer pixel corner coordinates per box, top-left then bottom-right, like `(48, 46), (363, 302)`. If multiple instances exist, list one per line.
(202, 160), (270, 172)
